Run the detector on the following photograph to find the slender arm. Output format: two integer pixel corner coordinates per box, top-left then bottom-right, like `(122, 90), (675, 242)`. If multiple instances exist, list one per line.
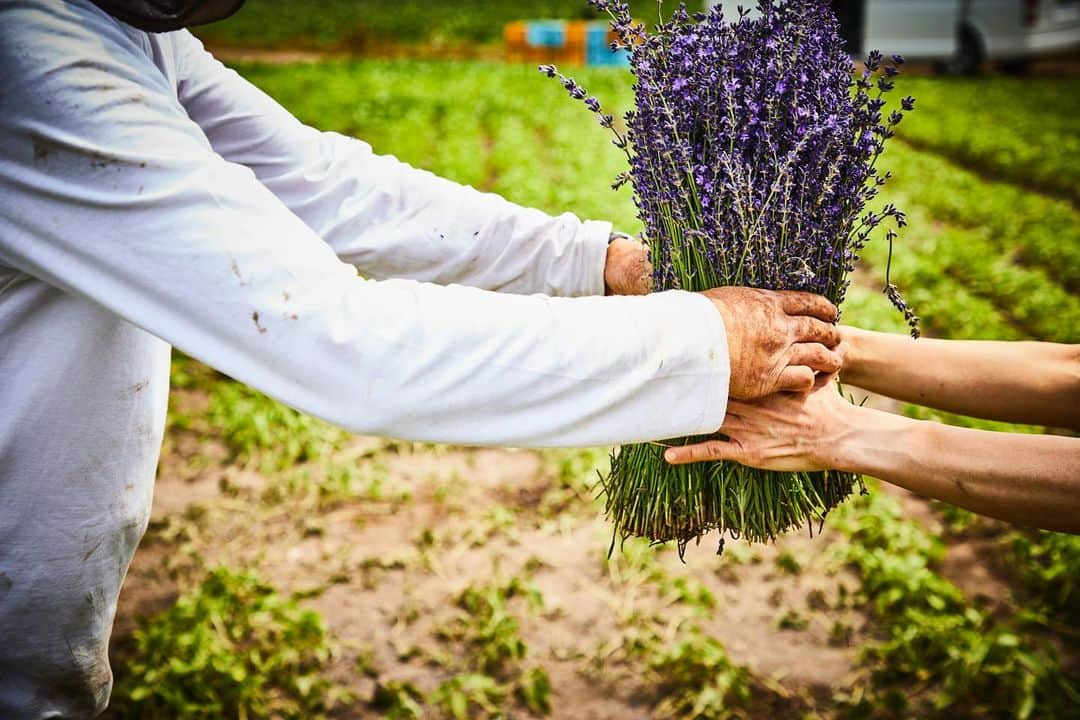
(841, 327), (1080, 430)
(833, 405), (1080, 533)
(666, 382), (1080, 534)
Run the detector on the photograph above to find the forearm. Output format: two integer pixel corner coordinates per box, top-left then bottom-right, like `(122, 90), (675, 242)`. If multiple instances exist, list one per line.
(282, 132), (613, 295)
(175, 32), (611, 296)
(834, 406), (1080, 533)
(1, 25), (731, 450)
(842, 327), (1080, 429)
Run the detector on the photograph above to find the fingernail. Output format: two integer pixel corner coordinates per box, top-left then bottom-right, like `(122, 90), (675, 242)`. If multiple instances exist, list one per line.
(664, 449), (676, 462)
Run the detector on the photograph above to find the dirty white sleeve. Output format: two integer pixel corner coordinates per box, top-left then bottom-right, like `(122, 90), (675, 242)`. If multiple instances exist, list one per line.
(171, 31), (611, 298)
(0, 9), (729, 447)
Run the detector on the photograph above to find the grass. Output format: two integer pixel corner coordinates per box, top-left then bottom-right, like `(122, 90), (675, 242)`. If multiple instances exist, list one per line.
(195, 1), (706, 50)
(896, 76), (1080, 204)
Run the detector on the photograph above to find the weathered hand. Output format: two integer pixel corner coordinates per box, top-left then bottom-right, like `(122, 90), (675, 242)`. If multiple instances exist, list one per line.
(604, 236), (652, 295)
(703, 287), (841, 400)
(664, 374), (857, 468)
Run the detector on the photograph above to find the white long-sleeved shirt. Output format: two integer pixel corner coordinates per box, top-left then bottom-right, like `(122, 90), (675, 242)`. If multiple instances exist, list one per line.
(0, 5), (730, 710)
(0, 0), (730, 459)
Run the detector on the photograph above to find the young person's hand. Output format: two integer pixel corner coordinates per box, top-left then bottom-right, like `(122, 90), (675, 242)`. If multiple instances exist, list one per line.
(664, 374), (853, 467)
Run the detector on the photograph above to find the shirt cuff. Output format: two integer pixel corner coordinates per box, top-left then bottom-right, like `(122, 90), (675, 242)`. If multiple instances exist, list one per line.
(575, 219), (613, 297)
(679, 291), (731, 435)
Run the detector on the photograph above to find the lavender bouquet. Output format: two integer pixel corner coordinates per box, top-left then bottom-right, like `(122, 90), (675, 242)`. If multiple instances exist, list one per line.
(542, 0), (917, 554)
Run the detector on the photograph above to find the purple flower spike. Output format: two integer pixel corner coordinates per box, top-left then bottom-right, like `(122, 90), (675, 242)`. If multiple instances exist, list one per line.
(540, 0), (918, 335)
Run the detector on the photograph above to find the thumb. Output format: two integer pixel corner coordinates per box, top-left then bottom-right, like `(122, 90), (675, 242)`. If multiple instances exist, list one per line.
(664, 438), (744, 465)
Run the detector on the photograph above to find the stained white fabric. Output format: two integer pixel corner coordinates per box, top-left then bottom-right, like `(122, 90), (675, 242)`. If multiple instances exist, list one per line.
(0, 1), (729, 717)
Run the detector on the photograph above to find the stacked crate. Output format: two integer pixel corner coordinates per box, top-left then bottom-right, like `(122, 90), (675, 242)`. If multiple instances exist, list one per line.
(505, 20), (631, 66)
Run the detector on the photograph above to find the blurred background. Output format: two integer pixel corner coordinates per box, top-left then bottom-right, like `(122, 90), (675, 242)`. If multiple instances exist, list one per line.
(105, 2), (1079, 719)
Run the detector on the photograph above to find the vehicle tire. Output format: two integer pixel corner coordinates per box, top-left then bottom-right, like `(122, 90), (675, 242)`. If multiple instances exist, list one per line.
(945, 26), (982, 75)
(1000, 58), (1031, 74)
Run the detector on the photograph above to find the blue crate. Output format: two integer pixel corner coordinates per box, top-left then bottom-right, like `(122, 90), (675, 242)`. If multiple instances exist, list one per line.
(526, 20), (567, 48)
(587, 45), (631, 66)
(584, 21), (630, 66)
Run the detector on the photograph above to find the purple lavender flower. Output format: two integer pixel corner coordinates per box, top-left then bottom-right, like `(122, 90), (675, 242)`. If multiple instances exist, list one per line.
(548, 0), (919, 553)
(547, 0), (916, 329)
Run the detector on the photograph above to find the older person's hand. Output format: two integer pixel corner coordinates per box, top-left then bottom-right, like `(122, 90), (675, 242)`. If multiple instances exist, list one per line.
(704, 287), (842, 400)
(603, 236), (652, 295)
(664, 374), (854, 467)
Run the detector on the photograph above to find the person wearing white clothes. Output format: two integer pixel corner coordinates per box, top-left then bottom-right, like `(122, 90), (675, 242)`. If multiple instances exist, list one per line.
(0, 1), (843, 717)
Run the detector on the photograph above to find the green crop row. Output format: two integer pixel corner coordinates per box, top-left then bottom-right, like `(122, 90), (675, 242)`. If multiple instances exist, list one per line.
(596, 539), (791, 719)
(881, 141), (1080, 292)
(830, 487), (1079, 719)
(206, 381), (350, 471)
(859, 199), (1079, 343)
(195, 1), (704, 50)
(896, 76), (1080, 202)
(1000, 530), (1080, 629)
(237, 61), (637, 230)
(110, 567), (345, 720)
(858, 240), (1028, 341)
(370, 575), (552, 719)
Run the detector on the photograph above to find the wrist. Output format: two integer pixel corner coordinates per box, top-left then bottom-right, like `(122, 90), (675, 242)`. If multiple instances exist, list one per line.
(829, 403), (919, 477)
(839, 325), (871, 387)
(604, 236), (652, 296)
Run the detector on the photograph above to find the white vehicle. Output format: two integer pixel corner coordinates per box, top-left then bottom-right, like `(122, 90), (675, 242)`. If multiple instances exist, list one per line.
(708, 0), (1080, 73)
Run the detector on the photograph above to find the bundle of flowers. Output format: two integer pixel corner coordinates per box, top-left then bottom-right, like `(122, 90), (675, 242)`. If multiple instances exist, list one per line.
(541, 0), (917, 554)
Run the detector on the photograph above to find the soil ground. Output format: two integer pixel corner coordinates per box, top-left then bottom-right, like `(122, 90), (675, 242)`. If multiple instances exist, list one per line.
(107, 383), (1029, 719)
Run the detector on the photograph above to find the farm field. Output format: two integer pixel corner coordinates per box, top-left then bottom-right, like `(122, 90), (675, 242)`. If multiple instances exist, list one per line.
(105, 61), (1080, 719)
(194, 1), (706, 50)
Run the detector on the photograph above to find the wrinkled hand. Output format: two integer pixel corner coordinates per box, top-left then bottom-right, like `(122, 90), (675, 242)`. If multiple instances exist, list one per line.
(703, 287), (841, 400)
(604, 237), (652, 295)
(665, 374), (857, 468)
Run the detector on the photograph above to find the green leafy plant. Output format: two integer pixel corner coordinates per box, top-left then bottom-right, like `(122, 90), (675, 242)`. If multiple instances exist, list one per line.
(1002, 529), (1080, 627)
(207, 381), (348, 470)
(430, 673), (506, 719)
(432, 576), (551, 717)
(443, 577), (543, 674)
(110, 566), (344, 719)
(832, 486), (1079, 719)
(371, 680), (425, 719)
(649, 624), (753, 720)
(516, 666), (554, 715)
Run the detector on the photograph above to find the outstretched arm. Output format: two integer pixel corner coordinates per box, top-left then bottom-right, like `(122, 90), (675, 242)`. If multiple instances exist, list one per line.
(1, 7), (840, 448)
(0, 10), (723, 448)
(173, 31), (649, 296)
(841, 327), (1080, 430)
(664, 379), (1080, 534)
